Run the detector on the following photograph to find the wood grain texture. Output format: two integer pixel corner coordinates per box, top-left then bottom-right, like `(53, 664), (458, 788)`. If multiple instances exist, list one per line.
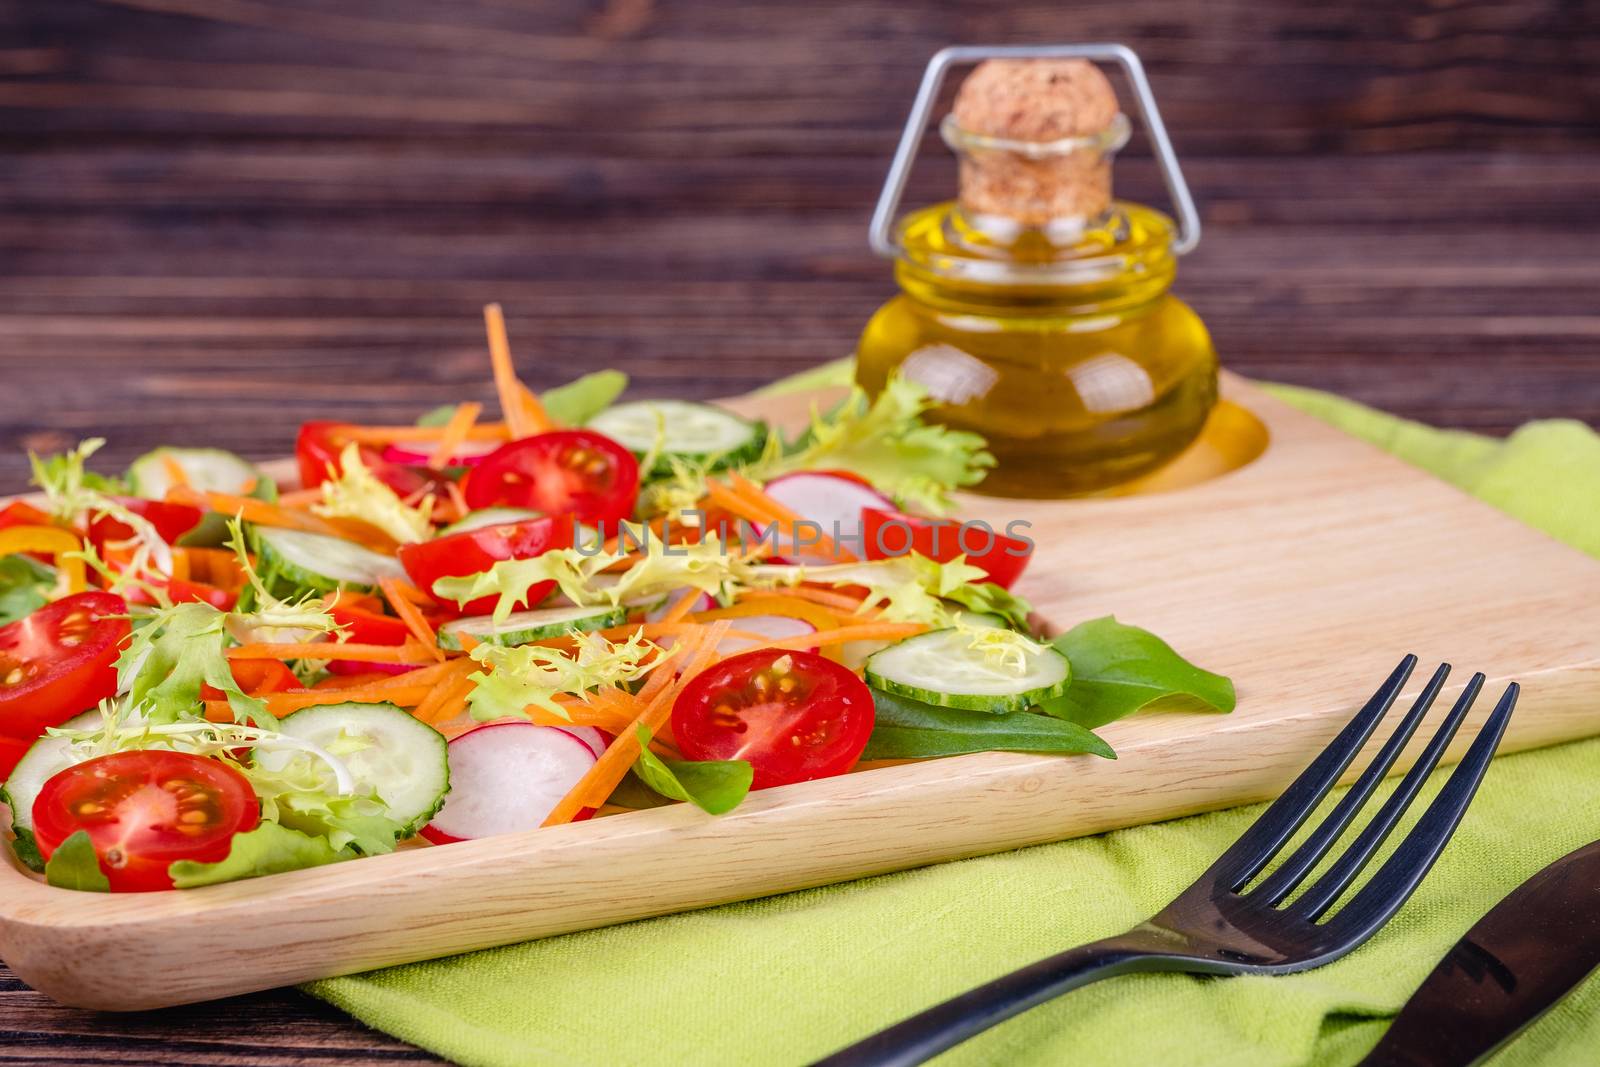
(3, 375), (1600, 1016)
(0, 0), (1597, 1059)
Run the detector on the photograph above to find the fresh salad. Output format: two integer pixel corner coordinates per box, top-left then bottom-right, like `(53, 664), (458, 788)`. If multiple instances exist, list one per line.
(0, 306), (1234, 893)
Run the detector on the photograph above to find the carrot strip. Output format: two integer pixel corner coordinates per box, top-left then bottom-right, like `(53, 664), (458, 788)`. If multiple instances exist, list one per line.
(227, 641), (436, 664)
(658, 588), (705, 626)
(167, 487), (392, 549)
(515, 382), (554, 433)
(728, 471), (859, 562)
(276, 487), (322, 507)
(379, 577), (446, 662)
(338, 424), (511, 445)
(702, 478), (854, 564)
(443, 479), (470, 524)
(205, 683), (437, 719)
(484, 303), (539, 438)
(542, 628), (721, 826)
(160, 454), (190, 488)
(412, 659), (480, 724)
(743, 622), (925, 652)
(425, 401), (483, 469)
(740, 586), (868, 614)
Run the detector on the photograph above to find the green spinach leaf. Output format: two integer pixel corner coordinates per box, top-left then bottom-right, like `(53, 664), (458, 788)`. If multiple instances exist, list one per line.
(44, 830), (110, 892)
(0, 554), (55, 625)
(632, 725), (752, 815)
(545, 370), (629, 426)
(864, 689), (1114, 760)
(1040, 616), (1235, 730)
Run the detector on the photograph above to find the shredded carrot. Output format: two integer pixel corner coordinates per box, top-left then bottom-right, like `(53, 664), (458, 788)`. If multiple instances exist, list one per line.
(515, 381), (554, 433)
(205, 683), (437, 719)
(744, 621), (925, 652)
(443, 479), (470, 524)
(730, 470), (859, 562)
(412, 659), (480, 723)
(275, 488), (321, 507)
(327, 590), (385, 614)
(379, 578), (446, 662)
(741, 586), (868, 615)
(167, 487), (392, 549)
(227, 641), (436, 664)
(424, 402), (482, 469)
(484, 303), (551, 438)
(657, 588), (705, 626)
(338, 424), (510, 445)
(160, 454), (189, 488)
(703, 477), (855, 564)
(541, 630), (717, 827)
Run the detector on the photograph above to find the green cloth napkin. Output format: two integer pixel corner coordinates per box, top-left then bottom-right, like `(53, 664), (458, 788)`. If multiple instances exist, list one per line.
(310, 372), (1600, 1066)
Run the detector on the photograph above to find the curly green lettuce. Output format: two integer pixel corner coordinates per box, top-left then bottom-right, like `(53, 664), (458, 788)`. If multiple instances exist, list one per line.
(311, 442), (433, 543)
(465, 631), (658, 722)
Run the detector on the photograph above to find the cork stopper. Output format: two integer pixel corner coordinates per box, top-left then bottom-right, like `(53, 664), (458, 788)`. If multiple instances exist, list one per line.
(947, 59), (1124, 228)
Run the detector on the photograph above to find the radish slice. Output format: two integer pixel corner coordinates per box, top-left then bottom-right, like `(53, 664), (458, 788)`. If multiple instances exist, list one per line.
(420, 723), (597, 844)
(759, 472), (892, 565)
(553, 725), (610, 760)
(645, 588), (714, 623)
(382, 438), (501, 469)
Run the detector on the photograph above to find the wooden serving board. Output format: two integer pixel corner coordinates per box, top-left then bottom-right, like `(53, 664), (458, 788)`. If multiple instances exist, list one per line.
(3, 372), (1598, 1011)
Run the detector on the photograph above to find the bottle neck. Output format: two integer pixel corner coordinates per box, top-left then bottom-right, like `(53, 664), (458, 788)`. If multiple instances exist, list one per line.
(893, 200), (1178, 317)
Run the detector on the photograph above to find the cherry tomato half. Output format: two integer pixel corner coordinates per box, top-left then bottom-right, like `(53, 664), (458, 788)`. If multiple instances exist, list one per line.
(0, 592), (128, 746)
(295, 422), (439, 497)
(32, 751), (260, 892)
(398, 514), (574, 616)
(672, 648), (875, 790)
(86, 498), (203, 554)
(862, 507), (1033, 591)
(462, 431), (639, 530)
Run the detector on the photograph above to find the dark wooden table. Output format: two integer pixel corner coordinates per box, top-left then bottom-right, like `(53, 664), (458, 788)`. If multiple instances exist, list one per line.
(1, 0), (1596, 1061)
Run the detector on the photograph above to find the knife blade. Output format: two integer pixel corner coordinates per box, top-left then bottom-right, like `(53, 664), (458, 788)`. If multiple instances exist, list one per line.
(1360, 839), (1600, 1067)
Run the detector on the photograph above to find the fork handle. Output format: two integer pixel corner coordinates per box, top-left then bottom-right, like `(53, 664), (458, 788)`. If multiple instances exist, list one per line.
(811, 935), (1181, 1067)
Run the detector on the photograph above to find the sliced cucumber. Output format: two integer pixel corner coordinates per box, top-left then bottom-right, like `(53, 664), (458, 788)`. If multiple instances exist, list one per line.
(254, 527), (406, 594)
(129, 447), (277, 503)
(438, 604), (628, 650)
(865, 627), (1071, 712)
(272, 702), (448, 833)
(2, 710), (102, 871)
(438, 507), (544, 537)
(588, 400), (765, 473)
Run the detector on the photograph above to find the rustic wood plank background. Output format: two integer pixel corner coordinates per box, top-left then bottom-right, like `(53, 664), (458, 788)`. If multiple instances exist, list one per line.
(0, 0), (1596, 1060)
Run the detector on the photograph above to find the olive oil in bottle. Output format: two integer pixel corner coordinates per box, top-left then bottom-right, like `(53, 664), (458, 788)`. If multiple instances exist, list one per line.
(856, 56), (1217, 498)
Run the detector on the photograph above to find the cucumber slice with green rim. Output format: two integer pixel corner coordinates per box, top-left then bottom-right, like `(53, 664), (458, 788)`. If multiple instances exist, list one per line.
(588, 400), (765, 473)
(2, 710), (102, 871)
(128, 447), (277, 503)
(865, 627), (1071, 712)
(438, 604), (628, 650)
(438, 507), (544, 537)
(271, 701), (448, 834)
(254, 527), (406, 594)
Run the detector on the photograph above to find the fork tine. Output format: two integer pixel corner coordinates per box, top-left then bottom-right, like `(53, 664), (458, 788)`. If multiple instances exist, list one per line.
(1317, 682), (1518, 940)
(1212, 655), (1417, 891)
(1249, 663), (1450, 905)
(1292, 674), (1500, 920)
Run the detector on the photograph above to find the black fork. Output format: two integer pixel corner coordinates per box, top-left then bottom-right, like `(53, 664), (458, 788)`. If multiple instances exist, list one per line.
(813, 656), (1520, 1067)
